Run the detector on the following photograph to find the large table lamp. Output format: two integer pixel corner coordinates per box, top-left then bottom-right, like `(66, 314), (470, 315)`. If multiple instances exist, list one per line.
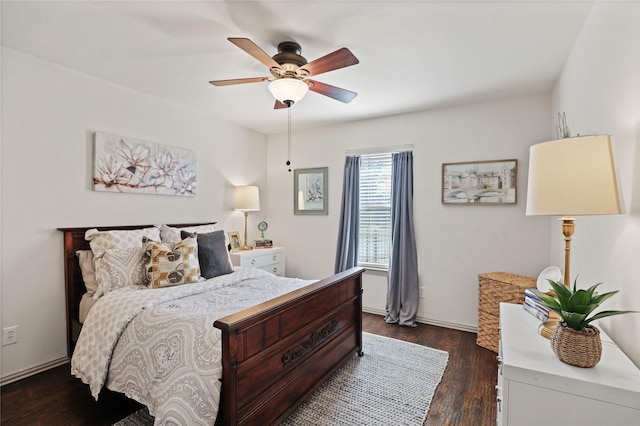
(235, 185), (260, 250)
(526, 135), (622, 287)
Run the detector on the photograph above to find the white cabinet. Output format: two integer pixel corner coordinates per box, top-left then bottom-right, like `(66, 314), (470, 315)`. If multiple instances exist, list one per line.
(230, 247), (285, 277)
(498, 303), (640, 426)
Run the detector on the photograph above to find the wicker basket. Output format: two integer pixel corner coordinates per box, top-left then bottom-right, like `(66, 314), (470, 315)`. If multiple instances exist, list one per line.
(550, 322), (602, 368)
(477, 272), (535, 352)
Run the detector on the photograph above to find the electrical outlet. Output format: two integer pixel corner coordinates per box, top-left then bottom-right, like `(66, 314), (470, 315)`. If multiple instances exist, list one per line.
(419, 287), (425, 298)
(2, 326), (18, 346)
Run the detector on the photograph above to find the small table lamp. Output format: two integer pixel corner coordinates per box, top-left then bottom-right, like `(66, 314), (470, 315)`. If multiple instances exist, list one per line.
(525, 135), (622, 287)
(235, 185), (260, 250)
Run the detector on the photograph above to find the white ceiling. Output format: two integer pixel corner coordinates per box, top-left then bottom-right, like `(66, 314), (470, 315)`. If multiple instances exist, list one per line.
(1, 1), (595, 135)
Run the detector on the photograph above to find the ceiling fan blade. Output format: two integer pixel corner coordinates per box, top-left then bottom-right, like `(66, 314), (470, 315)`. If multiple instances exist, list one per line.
(274, 100), (289, 109)
(300, 48), (359, 77)
(228, 37), (282, 70)
(209, 77), (269, 86)
(307, 80), (358, 103)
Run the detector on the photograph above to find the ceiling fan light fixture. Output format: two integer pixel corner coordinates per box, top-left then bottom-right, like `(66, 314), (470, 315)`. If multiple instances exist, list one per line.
(268, 78), (309, 105)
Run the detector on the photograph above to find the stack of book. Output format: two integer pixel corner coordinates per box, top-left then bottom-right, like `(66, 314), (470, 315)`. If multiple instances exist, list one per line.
(523, 288), (560, 322)
(254, 239), (273, 249)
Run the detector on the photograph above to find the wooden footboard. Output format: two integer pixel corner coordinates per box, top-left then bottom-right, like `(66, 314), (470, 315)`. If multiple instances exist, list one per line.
(214, 266), (365, 426)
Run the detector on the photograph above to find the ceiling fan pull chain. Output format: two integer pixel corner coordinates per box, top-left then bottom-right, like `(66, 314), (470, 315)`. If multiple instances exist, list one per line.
(287, 105), (292, 172)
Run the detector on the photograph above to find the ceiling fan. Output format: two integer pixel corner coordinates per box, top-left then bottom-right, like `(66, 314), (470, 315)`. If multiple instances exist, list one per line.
(209, 38), (359, 109)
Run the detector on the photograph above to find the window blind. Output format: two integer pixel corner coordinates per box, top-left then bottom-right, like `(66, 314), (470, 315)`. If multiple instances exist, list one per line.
(358, 153), (392, 269)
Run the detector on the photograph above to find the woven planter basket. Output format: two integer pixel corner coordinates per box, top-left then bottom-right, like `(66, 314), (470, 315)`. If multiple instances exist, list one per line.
(550, 322), (602, 368)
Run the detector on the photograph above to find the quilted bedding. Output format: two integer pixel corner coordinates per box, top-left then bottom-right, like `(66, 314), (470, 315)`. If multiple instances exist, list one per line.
(71, 267), (314, 425)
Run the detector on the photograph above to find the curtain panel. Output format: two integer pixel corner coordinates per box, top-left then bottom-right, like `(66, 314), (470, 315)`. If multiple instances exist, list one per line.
(385, 151), (419, 327)
(334, 156), (361, 273)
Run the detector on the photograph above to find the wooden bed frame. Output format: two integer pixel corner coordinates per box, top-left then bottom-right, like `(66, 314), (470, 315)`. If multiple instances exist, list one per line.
(59, 223), (364, 426)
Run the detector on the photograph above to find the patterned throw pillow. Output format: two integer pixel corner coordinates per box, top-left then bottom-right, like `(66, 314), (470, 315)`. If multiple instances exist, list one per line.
(105, 247), (147, 289)
(93, 247), (147, 299)
(143, 234), (202, 288)
(85, 227), (161, 255)
(85, 227), (161, 299)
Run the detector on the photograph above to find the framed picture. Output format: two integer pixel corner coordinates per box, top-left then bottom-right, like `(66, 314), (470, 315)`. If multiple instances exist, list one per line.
(294, 167), (328, 215)
(228, 231), (242, 252)
(442, 159), (517, 204)
(93, 132), (196, 197)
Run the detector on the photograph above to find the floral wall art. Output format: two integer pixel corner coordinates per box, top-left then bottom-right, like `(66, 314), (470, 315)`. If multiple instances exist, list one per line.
(293, 167), (328, 215)
(93, 132), (197, 196)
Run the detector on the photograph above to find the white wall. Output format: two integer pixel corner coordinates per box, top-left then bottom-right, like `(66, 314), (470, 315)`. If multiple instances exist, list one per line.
(0, 48), (267, 380)
(551, 2), (640, 366)
(266, 94), (552, 331)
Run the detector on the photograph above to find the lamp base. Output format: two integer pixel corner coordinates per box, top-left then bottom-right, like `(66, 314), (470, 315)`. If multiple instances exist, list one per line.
(242, 211), (253, 251)
(560, 216), (575, 288)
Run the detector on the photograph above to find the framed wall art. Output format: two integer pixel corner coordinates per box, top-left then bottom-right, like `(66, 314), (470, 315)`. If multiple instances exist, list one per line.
(294, 167), (328, 215)
(93, 131), (196, 196)
(442, 159), (517, 205)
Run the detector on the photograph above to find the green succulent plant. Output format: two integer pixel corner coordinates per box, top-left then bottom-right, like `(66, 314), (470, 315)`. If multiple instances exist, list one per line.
(533, 278), (636, 331)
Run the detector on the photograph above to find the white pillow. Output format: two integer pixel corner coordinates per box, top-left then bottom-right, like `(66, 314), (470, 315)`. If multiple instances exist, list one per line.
(159, 223), (217, 244)
(76, 250), (98, 296)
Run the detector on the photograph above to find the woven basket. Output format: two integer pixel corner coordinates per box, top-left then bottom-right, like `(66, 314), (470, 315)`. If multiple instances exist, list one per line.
(477, 272), (534, 352)
(550, 322), (602, 368)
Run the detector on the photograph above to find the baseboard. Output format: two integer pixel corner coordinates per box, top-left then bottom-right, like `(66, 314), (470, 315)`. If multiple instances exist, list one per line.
(0, 356), (69, 386)
(362, 307), (478, 333)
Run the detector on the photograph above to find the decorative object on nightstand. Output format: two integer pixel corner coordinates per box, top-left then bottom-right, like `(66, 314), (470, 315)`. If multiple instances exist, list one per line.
(255, 220), (273, 248)
(477, 272), (536, 352)
(234, 185), (260, 250)
(228, 231), (242, 252)
(526, 135), (622, 287)
(532, 278), (637, 368)
(536, 265), (562, 293)
(257, 220), (268, 239)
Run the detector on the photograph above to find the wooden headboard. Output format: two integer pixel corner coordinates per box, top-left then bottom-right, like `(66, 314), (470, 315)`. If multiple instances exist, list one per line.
(57, 222), (216, 357)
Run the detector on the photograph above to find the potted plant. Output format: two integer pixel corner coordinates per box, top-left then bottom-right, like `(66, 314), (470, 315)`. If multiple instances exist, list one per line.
(533, 279), (636, 368)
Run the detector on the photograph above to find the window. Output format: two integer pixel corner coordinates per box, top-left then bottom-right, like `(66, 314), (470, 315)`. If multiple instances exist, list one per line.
(358, 153), (393, 269)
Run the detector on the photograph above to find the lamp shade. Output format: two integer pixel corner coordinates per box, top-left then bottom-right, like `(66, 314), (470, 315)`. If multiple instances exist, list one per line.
(268, 78), (309, 104)
(526, 135), (621, 216)
(234, 185), (260, 211)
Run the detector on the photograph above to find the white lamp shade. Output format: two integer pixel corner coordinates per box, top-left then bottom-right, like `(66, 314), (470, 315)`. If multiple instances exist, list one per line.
(268, 78), (309, 104)
(526, 135), (621, 216)
(235, 185), (260, 211)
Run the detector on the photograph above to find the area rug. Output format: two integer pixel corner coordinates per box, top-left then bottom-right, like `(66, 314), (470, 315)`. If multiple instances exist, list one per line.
(114, 332), (449, 426)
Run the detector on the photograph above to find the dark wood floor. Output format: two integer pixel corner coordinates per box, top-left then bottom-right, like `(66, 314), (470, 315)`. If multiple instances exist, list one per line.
(1, 312), (497, 425)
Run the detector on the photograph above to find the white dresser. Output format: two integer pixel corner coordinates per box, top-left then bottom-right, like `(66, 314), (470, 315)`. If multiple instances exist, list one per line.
(498, 303), (640, 426)
(230, 247), (285, 277)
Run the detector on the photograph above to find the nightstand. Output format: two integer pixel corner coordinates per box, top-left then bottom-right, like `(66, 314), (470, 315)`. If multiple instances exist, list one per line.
(230, 247), (285, 277)
(497, 303), (640, 425)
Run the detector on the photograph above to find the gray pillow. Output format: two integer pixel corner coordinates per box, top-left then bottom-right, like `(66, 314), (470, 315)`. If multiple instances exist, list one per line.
(182, 230), (233, 279)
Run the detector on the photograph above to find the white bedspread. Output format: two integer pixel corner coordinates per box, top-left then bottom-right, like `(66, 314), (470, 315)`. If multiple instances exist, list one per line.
(71, 267), (313, 425)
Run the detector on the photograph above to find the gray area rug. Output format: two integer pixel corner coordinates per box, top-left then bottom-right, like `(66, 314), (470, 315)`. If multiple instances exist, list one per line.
(114, 332), (449, 426)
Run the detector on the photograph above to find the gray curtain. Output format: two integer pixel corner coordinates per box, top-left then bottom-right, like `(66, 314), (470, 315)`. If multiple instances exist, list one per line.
(335, 156), (361, 273)
(385, 151), (419, 327)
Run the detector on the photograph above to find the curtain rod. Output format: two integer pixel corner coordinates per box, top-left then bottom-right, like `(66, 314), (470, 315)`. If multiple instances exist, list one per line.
(345, 144), (414, 156)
